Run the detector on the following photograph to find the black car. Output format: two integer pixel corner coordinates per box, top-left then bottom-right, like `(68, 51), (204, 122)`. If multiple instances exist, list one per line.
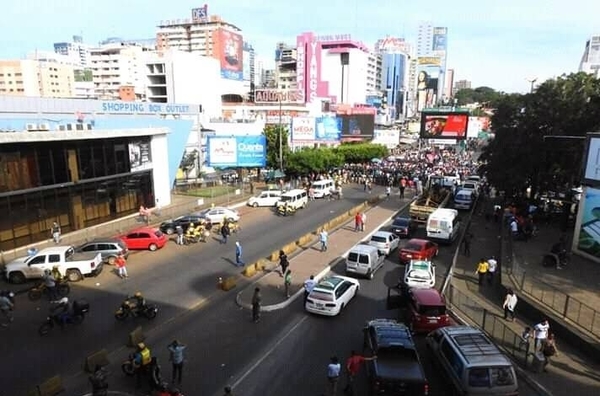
(390, 216), (417, 238)
(159, 214), (209, 235)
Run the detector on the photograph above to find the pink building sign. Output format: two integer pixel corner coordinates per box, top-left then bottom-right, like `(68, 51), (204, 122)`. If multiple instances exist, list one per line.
(296, 32), (329, 104)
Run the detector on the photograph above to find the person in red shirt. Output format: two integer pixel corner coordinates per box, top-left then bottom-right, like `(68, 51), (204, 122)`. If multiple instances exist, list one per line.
(115, 253), (128, 279)
(354, 212), (363, 232)
(344, 350), (376, 395)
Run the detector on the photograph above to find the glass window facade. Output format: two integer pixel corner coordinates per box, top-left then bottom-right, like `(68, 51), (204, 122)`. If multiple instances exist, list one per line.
(0, 137), (154, 250)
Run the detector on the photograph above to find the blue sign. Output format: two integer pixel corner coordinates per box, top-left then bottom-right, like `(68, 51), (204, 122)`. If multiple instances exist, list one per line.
(221, 70), (244, 81)
(315, 116), (342, 141)
(206, 136), (266, 167)
(192, 5), (208, 22)
(100, 102), (196, 115)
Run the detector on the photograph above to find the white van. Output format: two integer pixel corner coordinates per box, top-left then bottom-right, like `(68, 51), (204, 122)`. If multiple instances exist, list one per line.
(454, 190), (475, 210)
(277, 189), (308, 210)
(427, 208), (460, 243)
(426, 326), (519, 396)
(345, 244), (386, 279)
(312, 179), (335, 199)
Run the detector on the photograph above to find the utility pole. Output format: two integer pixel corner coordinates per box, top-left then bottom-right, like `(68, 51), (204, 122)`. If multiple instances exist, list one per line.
(526, 77), (537, 93)
(278, 91), (283, 172)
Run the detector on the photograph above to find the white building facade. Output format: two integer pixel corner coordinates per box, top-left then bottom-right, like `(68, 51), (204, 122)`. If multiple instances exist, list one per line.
(579, 35), (600, 77)
(53, 35), (91, 69)
(320, 47), (373, 105)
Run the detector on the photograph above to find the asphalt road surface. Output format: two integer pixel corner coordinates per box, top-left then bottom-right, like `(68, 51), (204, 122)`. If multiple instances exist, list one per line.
(0, 185), (385, 396)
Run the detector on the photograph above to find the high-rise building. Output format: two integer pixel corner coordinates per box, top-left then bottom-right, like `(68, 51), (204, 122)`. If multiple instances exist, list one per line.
(242, 42), (255, 93)
(445, 68), (455, 99)
(380, 53), (409, 120)
(415, 23), (448, 105)
(156, 7), (245, 86)
(275, 42), (298, 91)
(0, 59), (75, 98)
(261, 69), (276, 88)
(579, 35), (600, 77)
(53, 35), (91, 69)
(89, 42), (152, 100)
(454, 79), (472, 91)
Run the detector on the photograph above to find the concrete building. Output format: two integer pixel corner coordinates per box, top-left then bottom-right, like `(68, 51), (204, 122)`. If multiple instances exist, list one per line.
(89, 42), (152, 100)
(242, 42), (255, 94)
(579, 35), (600, 77)
(380, 53), (409, 120)
(53, 35), (91, 69)
(0, 96), (199, 250)
(156, 8), (245, 90)
(445, 68), (455, 99)
(0, 59), (75, 98)
(144, 49), (221, 119)
(260, 69), (276, 88)
(275, 42), (298, 91)
(454, 79), (472, 91)
(415, 23), (448, 103)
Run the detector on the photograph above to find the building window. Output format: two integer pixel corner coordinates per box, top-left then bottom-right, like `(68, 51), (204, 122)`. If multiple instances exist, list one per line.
(15, 73), (22, 77)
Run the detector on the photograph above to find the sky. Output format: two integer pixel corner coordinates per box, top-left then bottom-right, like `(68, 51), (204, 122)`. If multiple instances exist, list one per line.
(2, 0), (599, 93)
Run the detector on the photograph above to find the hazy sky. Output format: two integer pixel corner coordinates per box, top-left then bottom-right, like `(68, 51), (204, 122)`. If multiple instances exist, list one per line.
(2, 0), (598, 93)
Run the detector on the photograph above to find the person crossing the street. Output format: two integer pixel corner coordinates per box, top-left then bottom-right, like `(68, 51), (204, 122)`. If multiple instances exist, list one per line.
(475, 258), (489, 286)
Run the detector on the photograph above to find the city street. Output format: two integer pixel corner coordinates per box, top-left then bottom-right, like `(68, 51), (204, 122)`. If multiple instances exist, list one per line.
(0, 185), (381, 396)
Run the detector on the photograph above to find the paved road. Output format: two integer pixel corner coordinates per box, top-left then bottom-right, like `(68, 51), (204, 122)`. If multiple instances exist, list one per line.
(0, 185), (382, 396)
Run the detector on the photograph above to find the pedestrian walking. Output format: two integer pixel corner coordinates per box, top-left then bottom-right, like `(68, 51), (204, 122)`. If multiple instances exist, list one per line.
(175, 225), (184, 245)
(221, 223), (230, 244)
(462, 232), (472, 256)
(284, 269), (292, 298)
(251, 287), (261, 323)
(278, 250), (289, 277)
(385, 186), (391, 200)
(51, 221), (61, 244)
(502, 288), (518, 321)
(354, 212), (362, 232)
(320, 229), (329, 252)
(475, 258), (489, 286)
(534, 319), (550, 351)
(343, 350), (376, 396)
(115, 253), (128, 279)
(304, 275), (316, 304)
(325, 356), (341, 396)
(235, 241), (244, 266)
(167, 339), (186, 384)
(487, 256), (498, 285)
(542, 333), (559, 372)
(0, 293), (14, 327)
(519, 326), (533, 351)
(400, 178), (406, 199)
(360, 212), (367, 232)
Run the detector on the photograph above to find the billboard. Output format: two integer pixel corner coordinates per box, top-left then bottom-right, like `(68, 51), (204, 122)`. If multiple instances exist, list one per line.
(254, 89), (302, 104)
(291, 117), (316, 141)
(575, 187), (600, 258)
(291, 116), (342, 142)
(420, 112), (469, 140)
(375, 37), (411, 54)
(583, 133), (600, 186)
(432, 27), (447, 51)
(129, 141), (152, 171)
(215, 29), (243, 81)
(340, 114), (375, 139)
(206, 136), (266, 167)
(417, 57), (442, 112)
(191, 5), (208, 22)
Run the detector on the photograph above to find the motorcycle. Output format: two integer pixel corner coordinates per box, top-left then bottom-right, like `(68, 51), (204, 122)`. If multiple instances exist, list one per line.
(542, 249), (569, 268)
(39, 299), (89, 336)
(115, 297), (158, 321)
(277, 205), (296, 217)
(122, 354), (161, 379)
(183, 228), (210, 244)
(225, 219), (240, 233)
(28, 279), (70, 301)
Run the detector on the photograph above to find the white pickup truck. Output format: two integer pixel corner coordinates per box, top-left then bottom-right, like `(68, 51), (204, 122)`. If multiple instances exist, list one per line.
(3, 245), (103, 284)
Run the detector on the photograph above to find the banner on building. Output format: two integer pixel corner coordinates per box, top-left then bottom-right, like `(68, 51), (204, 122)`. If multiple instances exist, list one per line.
(372, 129), (400, 148)
(291, 117), (316, 141)
(420, 111), (469, 140)
(416, 61), (441, 112)
(129, 141), (152, 171)
(206, 136), (266, 167)
(214, 29), (243, 81)
(255, 89), (302, 104)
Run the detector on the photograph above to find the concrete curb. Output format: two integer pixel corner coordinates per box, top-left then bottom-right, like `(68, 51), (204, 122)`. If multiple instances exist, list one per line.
(235, 195), (415, 311)
(449, 308), (554, 396)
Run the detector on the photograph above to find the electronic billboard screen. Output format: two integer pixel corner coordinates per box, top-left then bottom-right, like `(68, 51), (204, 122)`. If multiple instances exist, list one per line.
(420, 112), (469, 140)
(340, 114), (375, 139)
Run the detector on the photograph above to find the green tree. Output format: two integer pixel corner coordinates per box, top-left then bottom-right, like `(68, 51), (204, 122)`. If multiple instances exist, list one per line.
(285, 147), (344, 175)
(74, 69), (93, 82)
(334, 143), (389, 163)
(262, 124), (290, 170)
(480, 72), (600, 196)
(454, 86), (503, 106)
(179, 150), (198, 179)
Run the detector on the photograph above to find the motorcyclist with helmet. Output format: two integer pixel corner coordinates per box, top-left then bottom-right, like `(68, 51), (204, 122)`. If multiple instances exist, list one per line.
(133, 342), (153, 387)
(51, 297), (72, 327)
(43, 269), (58, 301)
(0, 291), (15, 327)
(128, 292), (146, 315)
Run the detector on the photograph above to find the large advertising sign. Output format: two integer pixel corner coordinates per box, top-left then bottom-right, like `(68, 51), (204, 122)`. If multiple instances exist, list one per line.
(432, 27), (447, 51)
(214, 29), (243, 81)
(129, 141), (152, 171)
(291, 117), (316, 141)
(583, 133), (600, 186)
(420, 112), (469, 140)
(375, 37), (411, 54)
(575, 187), (600, 258)
(296, 32), (329, 104)
(291, 116), (341, 142)
(191, 5), (208, 22)
(254, 89), (302, 104)
(206, 136), (266, 167)
(416, 57), (441, 112)
(340, 114), (375, 140)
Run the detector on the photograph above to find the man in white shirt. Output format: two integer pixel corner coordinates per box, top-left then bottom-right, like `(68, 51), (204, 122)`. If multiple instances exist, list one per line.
(487, 256), (498, 285)
(326, 356), (341, 396)
(534, 319), (550, 351)
(510, 218), (519, 239)
(303, 275), (316, 304)
(361, 213), (367, 232)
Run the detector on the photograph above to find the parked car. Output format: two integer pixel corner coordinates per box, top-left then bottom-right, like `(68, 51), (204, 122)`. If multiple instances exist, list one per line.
(406, 288), (451, 333)
(403, 260), (436, 289)
(198, 207), (240, 224)
(305, 275), (360, 316)
(363, 318), (429, 395)
(368, 231), (400, 256)
(159, 213), (208, 235)
(75, 238), (129, 265)
(246, 190), (282, 207)
(390, 216), (418, 238)
(119, 227), (167, 251)
(399, 238), (438, 264)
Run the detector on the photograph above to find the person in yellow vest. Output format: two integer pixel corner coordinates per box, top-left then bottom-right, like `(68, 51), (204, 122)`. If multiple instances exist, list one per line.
(475, 258), (489, 286)
(133, 342), (152, 387)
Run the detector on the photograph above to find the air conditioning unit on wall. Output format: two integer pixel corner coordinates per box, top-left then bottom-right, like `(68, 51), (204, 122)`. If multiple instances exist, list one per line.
(26, 123), (37, 131)
(38, 123), (50, 131)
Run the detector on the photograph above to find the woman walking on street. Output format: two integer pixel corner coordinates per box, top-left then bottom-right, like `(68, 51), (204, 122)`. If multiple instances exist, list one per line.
(542, 334), (559, 372)
(251, 287), (261, 323)
(502, 288), (518, 321)
(278, 250), (289, 277)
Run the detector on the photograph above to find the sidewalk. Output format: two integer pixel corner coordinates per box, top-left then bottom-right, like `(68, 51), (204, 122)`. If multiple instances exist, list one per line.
(451, 212), (600, 396)
(236, 196), (413, 311)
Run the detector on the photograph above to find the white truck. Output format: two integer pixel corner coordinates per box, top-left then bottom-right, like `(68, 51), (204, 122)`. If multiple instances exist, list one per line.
(3, 246), (103, 284)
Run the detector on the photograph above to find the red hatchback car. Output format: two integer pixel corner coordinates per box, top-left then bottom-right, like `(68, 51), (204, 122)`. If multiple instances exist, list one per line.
(406, 288), (451, 333)
(120, 227), (167, 251)
(399, 238), (438, 264)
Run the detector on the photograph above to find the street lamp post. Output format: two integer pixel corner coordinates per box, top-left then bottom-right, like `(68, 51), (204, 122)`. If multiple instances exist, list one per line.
(526, 77), (537, 93)
(278, 91), (283, 172)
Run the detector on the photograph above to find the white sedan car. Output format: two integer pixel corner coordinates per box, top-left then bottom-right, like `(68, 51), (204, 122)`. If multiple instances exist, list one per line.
(198, 207), (240, 224)
(246, 190), (282, 207)
(403, 260), (436, 289)
(305, 275), (360, 316)
(368, 231), (400, 256)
